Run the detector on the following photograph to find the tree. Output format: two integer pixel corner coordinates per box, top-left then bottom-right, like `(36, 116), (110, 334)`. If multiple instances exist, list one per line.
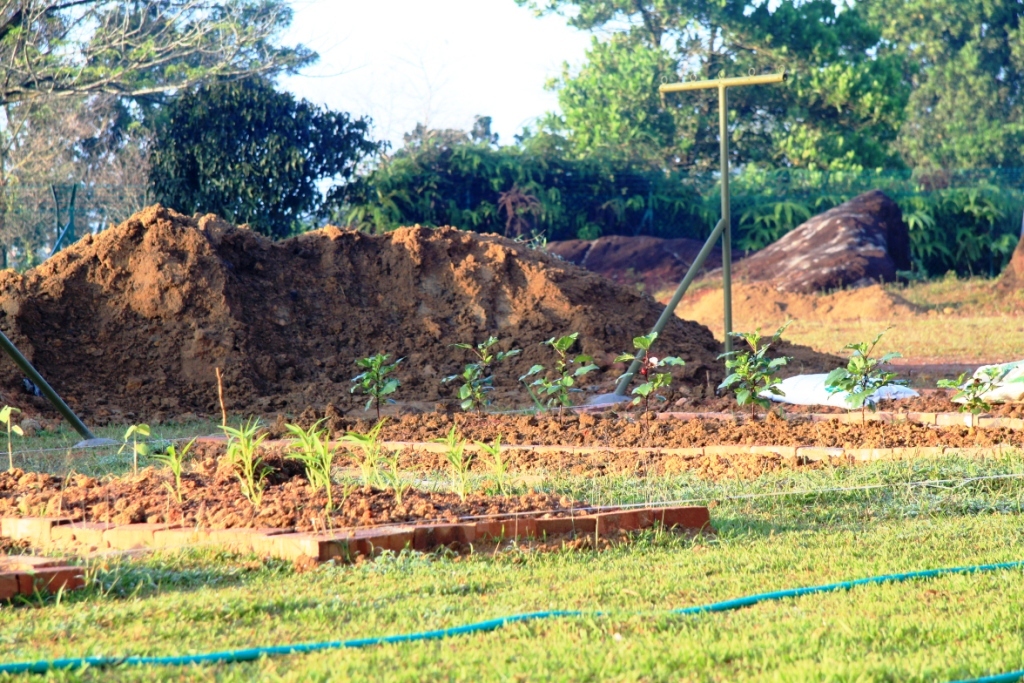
(149, 77), (384, 238)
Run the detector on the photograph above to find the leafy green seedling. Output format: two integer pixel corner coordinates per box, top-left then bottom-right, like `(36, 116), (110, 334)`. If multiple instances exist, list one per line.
(475, 435), (512, 496)
(825, 327), (907, 419)
(351, 353), (402, 421)
(380, 450), (411, 506)
(615, 332), (685, 415)
(719, 324), (792, 418)
(519, 332), (599, 419)
(151, 438), (196, 504)
(118, 423), (152, 477)
(223, 418), (270, 508)
(340, 419), (387, 487)
(434, 425), (475, 500)
(937, 367), (1002, 427)
(0, 406), (23, 471)
(443, 337), (521, 412)
(286, 418), (339, 510)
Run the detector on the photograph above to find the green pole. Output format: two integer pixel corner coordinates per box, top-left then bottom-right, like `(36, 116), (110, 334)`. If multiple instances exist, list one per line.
(720, 83), (732, 355)
(0, 330), (95, 440)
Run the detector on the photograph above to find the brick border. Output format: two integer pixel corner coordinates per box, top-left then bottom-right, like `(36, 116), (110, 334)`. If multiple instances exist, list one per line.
(653, 411), (1024, 429)
(0, 554), (85, 601)
(1, 505), (712, 565)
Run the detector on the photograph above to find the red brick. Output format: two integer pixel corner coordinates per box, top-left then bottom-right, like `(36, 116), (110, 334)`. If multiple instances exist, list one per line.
(102, 523), (180, 550)
(795, 447), (845, 461)
(475, 517), (537, 541)
(652, 506), (712, 532)
(17, 566), (85, 595)
(937, 413), (974, 428)
(535, 516), (597, 536)
(0, 555), (65, 572)
(703, 445), (752, 456)
(750, 445), (798, 458)
(906, 412), (937, 425)
(151, 528), (210, 548)
(207, 528), (290, 554)
(411, 524), (477, 551)
(593, 510), (642, 533)
(0, 573), (18, 600)
(0, 517), (73, 543)
(51, 522), (115, 547)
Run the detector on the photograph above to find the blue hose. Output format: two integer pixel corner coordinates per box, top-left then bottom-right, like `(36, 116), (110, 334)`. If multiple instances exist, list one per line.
(1, 560), (1022, 677)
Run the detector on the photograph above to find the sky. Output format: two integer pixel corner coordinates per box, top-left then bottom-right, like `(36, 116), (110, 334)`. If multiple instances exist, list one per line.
(278, 0), (595, 149)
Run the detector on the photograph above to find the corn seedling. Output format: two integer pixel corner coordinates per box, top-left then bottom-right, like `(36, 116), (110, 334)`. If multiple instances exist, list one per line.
(286, 418), (339, 510)
(475, 435), (511, 496)
(442, 337), (521, 411)
(937, 367), (1003, 427)
(719, 324), (792, 418)
(434, 425), (475, 499)
(519, 332), (598, 419)
(825, 327), (906, 419)
(340, 419), (387, 487)
(380, 450), (411, 506)
(0, 406), (23, 471)
(223, 418), (270, 508)
(351, 353), (402, 421)
(151, 438), (196, 504)
(615, 332), (685, 417)
(118, 423), (151, 477)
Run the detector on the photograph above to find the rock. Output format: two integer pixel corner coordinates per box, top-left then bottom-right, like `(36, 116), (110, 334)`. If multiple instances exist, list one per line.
(732, 190), (911, 293)
(546, 234), (722, 295)
(19, 417), (41, 436)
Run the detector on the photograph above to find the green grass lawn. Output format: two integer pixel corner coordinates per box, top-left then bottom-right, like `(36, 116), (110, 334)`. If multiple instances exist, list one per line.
(3, 453), (1024, 681)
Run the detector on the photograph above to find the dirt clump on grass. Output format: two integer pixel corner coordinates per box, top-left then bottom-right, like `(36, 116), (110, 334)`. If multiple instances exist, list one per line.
(0, 205), (736, 423)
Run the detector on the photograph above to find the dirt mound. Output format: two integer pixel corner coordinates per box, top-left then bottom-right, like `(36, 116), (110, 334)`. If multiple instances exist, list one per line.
(546, 234), (721, 294)
(0, 206), (730, 422)
(732, 190), (911, 293)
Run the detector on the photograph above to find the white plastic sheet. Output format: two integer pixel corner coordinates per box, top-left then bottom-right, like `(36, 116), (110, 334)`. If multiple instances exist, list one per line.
(759, 373), (919, 408)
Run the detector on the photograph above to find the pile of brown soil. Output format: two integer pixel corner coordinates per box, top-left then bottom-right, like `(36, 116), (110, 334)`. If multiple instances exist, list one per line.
(0, 465), (585, 532)
(0, 205), (738, 423)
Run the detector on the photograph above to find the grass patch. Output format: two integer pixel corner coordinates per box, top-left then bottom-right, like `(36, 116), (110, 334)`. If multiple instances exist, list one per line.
(2, 454), (1024, 680)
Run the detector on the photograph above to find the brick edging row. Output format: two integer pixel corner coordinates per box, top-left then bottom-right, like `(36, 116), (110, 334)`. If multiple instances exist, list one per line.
(653, 411), (1022, 429)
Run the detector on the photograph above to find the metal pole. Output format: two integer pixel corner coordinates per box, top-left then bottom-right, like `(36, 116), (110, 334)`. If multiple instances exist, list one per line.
(613, 218), (726, 396)
(0, 330), (95, 440)
(720, 83), (732, 354)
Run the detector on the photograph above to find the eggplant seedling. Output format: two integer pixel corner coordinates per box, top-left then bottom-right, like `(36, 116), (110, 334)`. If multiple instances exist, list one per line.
(442, 337), (521, 412)
(615, 332), (685, 413)
(719, 324), (791, 418)
(519, 332), (598, 419)
(351, 353), (402, 421)
(0, 406), (23, 471)
(938, 367), (1003, 427)
(825, 327), (906, 420)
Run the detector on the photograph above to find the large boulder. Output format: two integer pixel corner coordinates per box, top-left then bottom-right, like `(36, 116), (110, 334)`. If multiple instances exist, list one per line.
(546, 234), (721, 294)
(733, 190), (911, 293)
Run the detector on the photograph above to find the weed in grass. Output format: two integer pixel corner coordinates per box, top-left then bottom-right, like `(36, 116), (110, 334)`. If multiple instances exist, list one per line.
(718, 324), (792, 418)
(150, 438), (196, 504)
(443, 337), (521, 412)
(475, 435), (512, 496)
(286, 418), (340, 510)
(434, 425), (475, 500)
(0, 405), (23, 471)
(825, 327), (907, 419)
(223, 418), (270, 508)
(615, 332), (685, 425)
(341, 419), (386, 487)
(380, 450), (411, 506)
(520, 332), (598, 420)
(351, 353), (402, 421)
(118, 423), (151, 477)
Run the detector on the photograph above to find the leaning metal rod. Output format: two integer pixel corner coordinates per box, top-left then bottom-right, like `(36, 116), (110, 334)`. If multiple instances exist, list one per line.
(614, 218), (726, 396)
(0, 330), (95, 440)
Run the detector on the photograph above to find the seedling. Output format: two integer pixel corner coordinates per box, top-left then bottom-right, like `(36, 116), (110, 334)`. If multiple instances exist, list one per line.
(223, 418), (270, 508)
(615, 332), (685, 415)
(0, 406), (23, 471)
(380, 450), (411, 506)
(434, 425), (475, 500)
(151, 438), (196, 504)
(519, 332), (598, 418)
(286, 418), (339, 510)
(442, 337), (521, 411)
(825, 328), (907, 419)
(351, 353), (402, 420)
(340, 419), (387, 487)
(938, 367), (1003, 427)
(475, 435), (511, 496)
(118, 423), (152, 477)
(719, 324), (792, 418)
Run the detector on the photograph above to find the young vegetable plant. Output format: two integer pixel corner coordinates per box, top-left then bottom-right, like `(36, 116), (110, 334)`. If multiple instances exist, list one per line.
(937, 367), (1002, 427)
(380, 450), (411, 506)
(351, 353), (402, 421)
(519, 332), (598, 418)
(151, 438), (196, 504)
(434, 425), (475, 500)
(442, 337), (521, 412)
(475, 435), (512, 496)
(0, 406), (23, 471)
(718, 324), (792, 418)
(286, 418), (340, 510)
(825, 327), (906, 420)
(615, 332), (685, 415)
(223, 418), (270, 508)
(340, 419), (387, 487)
(118, 423), (152, 476)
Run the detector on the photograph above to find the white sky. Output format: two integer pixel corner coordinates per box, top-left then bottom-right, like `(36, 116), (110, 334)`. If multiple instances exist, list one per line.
(278, 0), (594, 149)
